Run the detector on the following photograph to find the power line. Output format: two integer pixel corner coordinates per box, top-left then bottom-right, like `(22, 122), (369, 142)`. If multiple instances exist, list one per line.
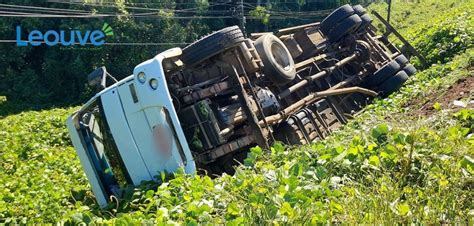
(0, 9), (317, 20)
(0, 2), (328, 20)
(0, 10), (32, 15)
(48, 1), (341, 6)
(47, 1), (232, 13)
(0, 3), (89, 13)
(0, 8), (106, 17)
(0, 2), (241, 17)
(1, 2), (236, 16)
(45, 2), (329, 17)
(0, 13), (316, 20)
(0, 10), (236, 18)
(0, 3), (232, 18)
(0, 39), (190, 46)
(0, 6), (92, 15)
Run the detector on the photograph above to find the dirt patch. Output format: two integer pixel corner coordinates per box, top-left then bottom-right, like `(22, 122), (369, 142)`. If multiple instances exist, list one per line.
(406, 75), (474, 117)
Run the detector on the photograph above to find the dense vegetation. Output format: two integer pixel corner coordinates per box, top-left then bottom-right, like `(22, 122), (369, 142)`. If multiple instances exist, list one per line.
(370, 0), (473, 67)
(0, 0), (368, 113)
(0, 0), (473, 224)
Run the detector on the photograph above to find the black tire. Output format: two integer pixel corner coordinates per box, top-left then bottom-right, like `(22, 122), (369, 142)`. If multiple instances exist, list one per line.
(327, 14), (362, 42)
(403, 64), (417, 76)
(274, 122), (305, 145)
(394, 54), (409, 66)
(366, 60), (401, 87)
(352, 4), (367, 15)
(320, 4), (354, 35)
(358, 14), (373, 30)
(378, 71), (409, 96)
(181, 26), (244, 66)
(254, 34), (296, 85)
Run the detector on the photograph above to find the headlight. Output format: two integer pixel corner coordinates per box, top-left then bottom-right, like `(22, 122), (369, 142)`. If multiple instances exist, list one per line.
(149, 78), (158, 90)
(137, 72), (146, 83)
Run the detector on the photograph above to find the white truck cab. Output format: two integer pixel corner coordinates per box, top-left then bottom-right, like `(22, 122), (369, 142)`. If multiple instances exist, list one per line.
(66, 48), (195, 207)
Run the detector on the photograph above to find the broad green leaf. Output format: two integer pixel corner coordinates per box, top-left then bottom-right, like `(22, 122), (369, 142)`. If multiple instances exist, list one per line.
(433, 102), (442, 111)
(372, 124), (389, 140)
(369, 155), (381, 166)
(227, 202), (240, 216)
(397, 203), (410, 216)
(460, 155), (474, 175)
(330, 200), (343, 213)
(279, 202), (294, 218)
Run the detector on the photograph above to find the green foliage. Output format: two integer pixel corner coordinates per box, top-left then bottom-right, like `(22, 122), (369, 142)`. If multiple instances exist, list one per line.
(0, 0), (370, 109)
(1, 0), (474, 224)
(0, 108), (95, 223)
(406, 9), (472, 67)
(249, 6), (271, 25)
(0, 0), (214, 108)
(1, 49), (472, 224)
(454, 109), (474, 131)
(2, 95), (472, 224)
(369, 0), (473, 67)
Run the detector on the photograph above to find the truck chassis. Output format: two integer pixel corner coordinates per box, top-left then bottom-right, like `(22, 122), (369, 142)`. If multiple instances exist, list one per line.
(169, 5), (418, 173)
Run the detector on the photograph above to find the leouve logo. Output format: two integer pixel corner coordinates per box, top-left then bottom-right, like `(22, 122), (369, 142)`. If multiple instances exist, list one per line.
(16, 23), (114, 47)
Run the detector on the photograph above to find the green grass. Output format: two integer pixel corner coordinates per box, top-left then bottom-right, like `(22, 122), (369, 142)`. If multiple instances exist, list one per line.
(369, 0), (473, 67)
(0, 0), (473, 224)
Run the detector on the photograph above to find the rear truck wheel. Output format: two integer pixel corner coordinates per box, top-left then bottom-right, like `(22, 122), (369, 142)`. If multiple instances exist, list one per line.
(394, 54), (409, 67)
(403, 64), (417, 76)
(352, 4), (371, 31)
(320, 4), (354, 35)
(352, 4), (367, 15)
(274, 105), (336, 145)
(358, 14), (373, 31)
(274, 122), (306, 145)
(254, 34), (296, 85)
(366, 60), (401, 87)
(181, 26), (245, 67)
(377, 70), (409, 96)
(327, 14), (362, 42)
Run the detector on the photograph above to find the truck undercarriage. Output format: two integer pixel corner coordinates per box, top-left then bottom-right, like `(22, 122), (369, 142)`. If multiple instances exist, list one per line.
(168, 4), (418, 173)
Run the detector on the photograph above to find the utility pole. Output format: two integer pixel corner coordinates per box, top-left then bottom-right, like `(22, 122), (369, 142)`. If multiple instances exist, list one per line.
(264, 0), (269, 32)
(238, 0), (246, 36)
(387, 0), (392, 23)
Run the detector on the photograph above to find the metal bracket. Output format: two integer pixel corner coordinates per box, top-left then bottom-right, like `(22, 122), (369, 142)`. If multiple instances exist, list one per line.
(371, 10), (428, 68)
(221, 62), (270, 150)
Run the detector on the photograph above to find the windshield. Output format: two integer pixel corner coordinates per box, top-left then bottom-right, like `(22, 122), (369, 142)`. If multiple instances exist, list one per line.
(78, 99), (131, 196)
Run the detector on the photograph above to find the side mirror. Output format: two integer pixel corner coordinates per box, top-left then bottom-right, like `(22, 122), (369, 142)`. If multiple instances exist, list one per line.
(87, 67), (106, 88)
(87, 66), (117, 91)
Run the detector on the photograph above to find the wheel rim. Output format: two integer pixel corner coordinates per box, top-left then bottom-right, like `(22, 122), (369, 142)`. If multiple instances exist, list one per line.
(271, 42), (291, 71)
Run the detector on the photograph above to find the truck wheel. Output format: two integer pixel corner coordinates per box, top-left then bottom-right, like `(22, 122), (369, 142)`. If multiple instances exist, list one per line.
(327, 14), (362, 42)
(403, 64), (417, 76)
(181, 26), (245, 66)
(366, 60), (401, 87)
(254, 34), (296, 85)
(352, 4), (367, 15)
(274, 122), (306, 145)
(378, 70), (409, 96)
(358, 14), (373, 30)
(394, 54), (409, 67)
(320, 4), (354, 35)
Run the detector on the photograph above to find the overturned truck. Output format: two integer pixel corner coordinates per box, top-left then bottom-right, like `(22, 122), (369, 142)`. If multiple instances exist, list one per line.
(67, 4), (418, 206)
